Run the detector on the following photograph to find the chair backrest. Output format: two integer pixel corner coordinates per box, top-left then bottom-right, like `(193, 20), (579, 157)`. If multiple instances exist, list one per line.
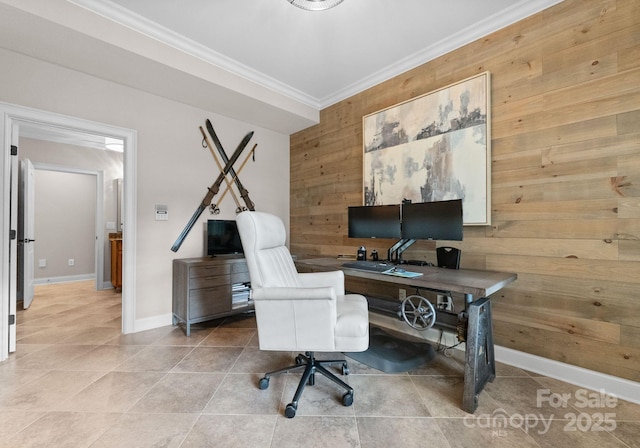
(437, 246), (461, 269)
(236, 211), (300, 289)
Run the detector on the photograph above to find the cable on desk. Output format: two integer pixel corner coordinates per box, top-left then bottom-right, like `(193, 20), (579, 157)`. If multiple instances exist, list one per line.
(435, 329), (464, 358)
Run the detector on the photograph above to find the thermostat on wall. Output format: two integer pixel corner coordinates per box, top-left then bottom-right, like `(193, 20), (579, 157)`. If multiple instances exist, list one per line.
(155, 204), (168, 221)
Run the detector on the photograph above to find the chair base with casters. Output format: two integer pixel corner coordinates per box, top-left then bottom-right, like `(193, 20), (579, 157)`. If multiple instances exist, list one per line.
(258, 351), (353, 418)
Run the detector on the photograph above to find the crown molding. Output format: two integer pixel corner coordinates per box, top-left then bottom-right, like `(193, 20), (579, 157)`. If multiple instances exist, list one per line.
(320, 0), (564, 108)
(70, 0), (563, 111)
(68, 0), (322, 108)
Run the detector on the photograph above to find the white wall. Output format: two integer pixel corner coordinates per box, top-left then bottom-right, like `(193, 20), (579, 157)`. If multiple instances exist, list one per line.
(33, 169), (96, 280)
(0, 48), (290, 324)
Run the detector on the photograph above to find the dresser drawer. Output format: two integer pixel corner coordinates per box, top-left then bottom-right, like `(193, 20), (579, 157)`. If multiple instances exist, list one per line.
(189, 274), (230, 290)
(231, 261), (249, 283)
(231, 271), (250, 284)
(231, 261), (248, 274)
(190, 263), (231, 278)
(189, 286), (231, 317)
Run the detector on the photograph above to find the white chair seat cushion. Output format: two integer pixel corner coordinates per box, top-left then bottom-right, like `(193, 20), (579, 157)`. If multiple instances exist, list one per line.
(335, 294), (369, 352)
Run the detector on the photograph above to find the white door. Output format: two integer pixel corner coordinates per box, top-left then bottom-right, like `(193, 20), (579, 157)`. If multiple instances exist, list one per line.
(20, 159), (35, 309)
(8, 124), (19, 352)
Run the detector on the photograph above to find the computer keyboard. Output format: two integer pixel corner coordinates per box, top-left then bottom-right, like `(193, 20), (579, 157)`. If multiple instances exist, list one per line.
(341, 260), (394, 273)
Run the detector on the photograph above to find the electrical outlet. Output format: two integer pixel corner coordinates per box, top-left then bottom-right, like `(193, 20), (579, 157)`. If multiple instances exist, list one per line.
(399, 288), (407, 301)
(437, 294), (453, 311)
(68, 258), (75, 266)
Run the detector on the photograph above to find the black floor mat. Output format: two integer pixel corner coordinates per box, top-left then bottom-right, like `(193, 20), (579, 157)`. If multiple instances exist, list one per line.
(345, 326), (435, 373)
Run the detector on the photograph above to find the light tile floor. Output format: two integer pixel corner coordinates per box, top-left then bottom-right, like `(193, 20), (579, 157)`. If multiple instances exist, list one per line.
(1, 281), (639, 447)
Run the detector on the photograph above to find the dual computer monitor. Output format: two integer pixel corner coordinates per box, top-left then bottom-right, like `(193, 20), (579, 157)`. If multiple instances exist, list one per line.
(347, 199), (463, 241)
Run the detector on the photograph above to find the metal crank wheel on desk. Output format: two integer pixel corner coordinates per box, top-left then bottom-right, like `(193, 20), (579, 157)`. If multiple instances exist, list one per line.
(401, 295), (436, 330)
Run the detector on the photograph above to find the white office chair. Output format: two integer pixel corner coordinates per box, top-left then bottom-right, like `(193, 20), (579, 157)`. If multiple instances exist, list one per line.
(236, 211), (369, 418)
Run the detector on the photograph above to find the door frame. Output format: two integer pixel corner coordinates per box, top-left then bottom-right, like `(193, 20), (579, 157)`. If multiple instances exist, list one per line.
(1, 102), (137, 362)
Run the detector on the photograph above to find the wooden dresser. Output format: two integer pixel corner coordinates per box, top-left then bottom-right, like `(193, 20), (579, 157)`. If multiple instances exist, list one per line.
(172, 255), (252, 335)
(109, 232), (123, 291)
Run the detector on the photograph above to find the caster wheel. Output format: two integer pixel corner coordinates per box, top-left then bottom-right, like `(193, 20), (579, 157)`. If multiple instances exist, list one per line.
(342, 391), (353, 407)
(341, 363), (350, 376)
(258, 377), (269, 390)
(285, 403), (297, 418)
(295, 355), (304, 365)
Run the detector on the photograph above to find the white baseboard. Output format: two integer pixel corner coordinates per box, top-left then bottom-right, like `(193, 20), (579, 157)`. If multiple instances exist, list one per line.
(134, 313), (173, 333)
(34, 276), (116, 291)
(495, 345), (640, 405)
(34, 274), (95, 285)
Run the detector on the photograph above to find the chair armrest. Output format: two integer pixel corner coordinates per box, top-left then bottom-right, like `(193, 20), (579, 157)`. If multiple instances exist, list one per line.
(297, 270), (345, 296)
(252, 286), (339, 351)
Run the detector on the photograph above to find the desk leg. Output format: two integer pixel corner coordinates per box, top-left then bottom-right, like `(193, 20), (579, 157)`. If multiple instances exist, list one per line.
(462, 297), (495, 413)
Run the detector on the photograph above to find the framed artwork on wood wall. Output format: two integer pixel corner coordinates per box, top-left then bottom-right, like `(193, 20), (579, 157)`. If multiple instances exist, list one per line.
(362, 71), (491, 225)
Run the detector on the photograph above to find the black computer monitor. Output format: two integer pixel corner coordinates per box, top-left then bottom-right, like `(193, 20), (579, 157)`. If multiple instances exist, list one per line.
(206, 220), (244, 256)
(401, 199), (463, 241)
(348, 204), (402, 239)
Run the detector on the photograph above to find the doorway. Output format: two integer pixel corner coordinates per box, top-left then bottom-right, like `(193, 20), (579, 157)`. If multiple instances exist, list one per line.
(1, 102), (137, 362)
(16, 127), (121, 293)
(15, 160), (105, 310)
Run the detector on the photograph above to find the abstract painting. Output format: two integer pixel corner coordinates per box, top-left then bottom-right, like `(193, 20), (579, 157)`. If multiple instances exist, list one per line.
(363, 72), (491, 225)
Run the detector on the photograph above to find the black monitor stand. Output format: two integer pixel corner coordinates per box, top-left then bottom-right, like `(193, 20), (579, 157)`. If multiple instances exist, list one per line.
(387, 238), (415, 263)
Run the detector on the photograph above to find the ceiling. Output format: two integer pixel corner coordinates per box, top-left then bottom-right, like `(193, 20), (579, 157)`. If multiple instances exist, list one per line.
(0, 0), (562, 134)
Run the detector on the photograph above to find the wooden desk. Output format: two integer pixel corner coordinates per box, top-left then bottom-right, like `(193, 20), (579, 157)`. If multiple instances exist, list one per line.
(295, 257), (517, 414)
(296, 257), (515, 303)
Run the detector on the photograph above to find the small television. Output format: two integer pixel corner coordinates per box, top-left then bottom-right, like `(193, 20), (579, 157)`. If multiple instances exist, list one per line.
(401, 199), (463, 241)
(206, 220), (244, 257)
(348, 204), (402, 239)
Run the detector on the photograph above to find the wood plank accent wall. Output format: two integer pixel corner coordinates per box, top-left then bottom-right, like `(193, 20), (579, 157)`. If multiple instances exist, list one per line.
(290, 0), (640, 382)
